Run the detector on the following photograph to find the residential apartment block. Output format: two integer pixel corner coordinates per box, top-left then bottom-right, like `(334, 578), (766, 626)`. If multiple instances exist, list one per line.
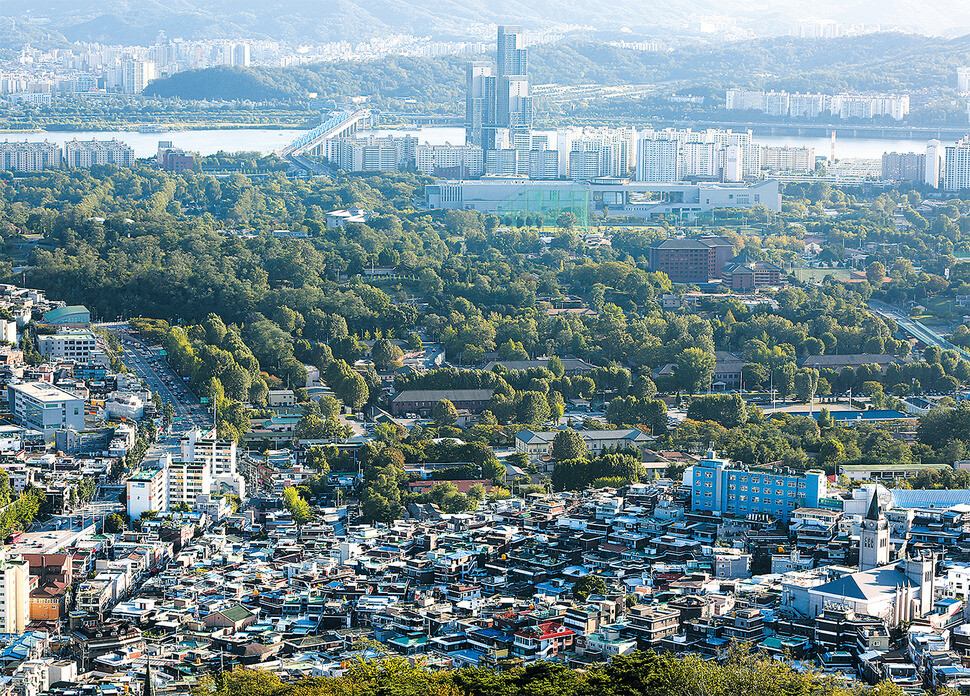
(687, 452), (826, 521)
(515, 429), (654, 462)
(64, 139), (136, 168)
(0, 141), (62, 172)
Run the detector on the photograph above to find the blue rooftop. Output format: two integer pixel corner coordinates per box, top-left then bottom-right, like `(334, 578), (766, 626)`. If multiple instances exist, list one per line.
(891, 489), (970, 509)
(823, 410), (911, 422)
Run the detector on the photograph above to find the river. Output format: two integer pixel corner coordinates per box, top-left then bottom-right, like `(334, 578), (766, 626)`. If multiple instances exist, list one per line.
(3, 126), (944, 160)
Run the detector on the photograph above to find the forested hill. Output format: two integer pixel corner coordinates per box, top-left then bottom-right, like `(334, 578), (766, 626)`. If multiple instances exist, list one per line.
(144, 33), (970, 104)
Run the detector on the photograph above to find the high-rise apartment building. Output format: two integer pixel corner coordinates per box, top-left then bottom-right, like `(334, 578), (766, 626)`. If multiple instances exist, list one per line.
(465, 27), (532, 150)
(64, 139), (135, 168)
(763, 146), (816, 173)
(326, 135), (417, 173)
(926, 140), (943, 188)
(944, 138), (970, 191)
(485, 149), (525, 177)
(881, 151), (925, 184)
(232, 43), (251, 68)
(0, 141), (62, 172)
(120, 60), (157, 95)
(959, 67), (970, 93)
(465, 63), (494, 148)
(726, 88), (909, 121)
(680, 142), (718, 178)
(788, 93), (827, 118)
(181, 427), (245, 497)
(528, 150), (559, 180)
(636, 139), (680, 183)
(0, 551), (29, 633)
(415, 144), (485, 178)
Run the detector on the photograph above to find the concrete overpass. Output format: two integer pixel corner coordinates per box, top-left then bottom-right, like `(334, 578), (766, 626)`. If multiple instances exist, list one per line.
(278, 109), (373, 157)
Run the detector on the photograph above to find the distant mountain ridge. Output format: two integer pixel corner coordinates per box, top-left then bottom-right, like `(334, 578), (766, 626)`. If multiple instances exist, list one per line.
(3, 0), (970, 44)
(143, 34), (970, 104)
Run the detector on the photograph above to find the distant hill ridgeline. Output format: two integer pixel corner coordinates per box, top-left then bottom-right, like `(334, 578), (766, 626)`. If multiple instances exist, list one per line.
(144, 34), (970, 104)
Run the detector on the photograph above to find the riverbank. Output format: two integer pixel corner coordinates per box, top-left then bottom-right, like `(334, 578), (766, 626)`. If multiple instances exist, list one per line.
(0, 123), (943, 159)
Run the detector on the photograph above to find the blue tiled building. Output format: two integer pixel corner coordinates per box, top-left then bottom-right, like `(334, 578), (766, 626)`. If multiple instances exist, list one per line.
(688, 452), (826, 522)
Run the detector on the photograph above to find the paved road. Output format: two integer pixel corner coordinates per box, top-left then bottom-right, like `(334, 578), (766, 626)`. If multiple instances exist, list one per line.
(868, 300), (970, 360)
(34, 488), (124, 533)
(99, 324), (212, 434)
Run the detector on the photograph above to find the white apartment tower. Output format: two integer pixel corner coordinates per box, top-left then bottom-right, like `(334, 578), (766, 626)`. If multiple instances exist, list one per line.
(944, 138), (970, 191)
(465, 62), (494, 148)
(232, 44), (251, 67)
(120, 60), (157, 95)
(959, 67), (970, 93)
(0, 550), (29, 633)
(181, 427), (245, 497)
(636, 139), (680, 183)
(926, 140), (943, 188)
(0, 141), (62, 172)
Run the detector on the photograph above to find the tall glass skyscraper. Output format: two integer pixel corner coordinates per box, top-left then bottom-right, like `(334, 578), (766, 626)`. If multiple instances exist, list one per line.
(466, 26), (533, 150)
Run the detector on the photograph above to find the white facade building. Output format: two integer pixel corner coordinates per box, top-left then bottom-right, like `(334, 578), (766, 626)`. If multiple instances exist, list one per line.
(126, 465), (168, 518)
(120, 60), (157, 95)
(959, 67), (970, 93)
(761, 146), (815, 173)
(8, 382), (84, 438)
(944, 138), (970, 191)
(636, 139), (680, 182)
(37, 330), (101, 362)
(415, 144), (485, 177)
(926, 140), (943, 188)
(0, 550), (29, 633)
(0, 141), (62, 172)
(64, 139), (135, 168)
(181, 428), (245, 497)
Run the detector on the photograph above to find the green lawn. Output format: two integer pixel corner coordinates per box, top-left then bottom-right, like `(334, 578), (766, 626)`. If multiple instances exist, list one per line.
(920, 297), (960, 322)
(793, 267), (851, 283)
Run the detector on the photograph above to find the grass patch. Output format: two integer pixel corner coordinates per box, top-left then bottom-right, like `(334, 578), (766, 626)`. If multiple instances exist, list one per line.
(794, 267), (851, 283)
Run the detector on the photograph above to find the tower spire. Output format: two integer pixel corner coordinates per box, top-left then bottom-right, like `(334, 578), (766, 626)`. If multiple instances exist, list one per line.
(866, 491), (881, 521)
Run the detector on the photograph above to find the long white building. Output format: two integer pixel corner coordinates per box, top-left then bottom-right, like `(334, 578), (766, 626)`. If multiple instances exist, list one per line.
(425, 178), (780, 221)
(415, 143), (484, 177)
(0, 141), (62, 172)
(37, 330), (102, 363)
(64, 139), (135, 168)
(726, 88), (909, 121)
(762, 146), (815, 173)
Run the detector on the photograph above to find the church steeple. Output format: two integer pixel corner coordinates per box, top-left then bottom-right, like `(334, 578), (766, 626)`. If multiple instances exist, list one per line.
(866, 491), (882, 521)
(860, 491), (890, 571)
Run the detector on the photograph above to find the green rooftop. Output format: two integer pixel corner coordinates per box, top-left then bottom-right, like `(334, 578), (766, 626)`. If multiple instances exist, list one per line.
(840, 463), (948, 472)
(43, 305), (90, 323)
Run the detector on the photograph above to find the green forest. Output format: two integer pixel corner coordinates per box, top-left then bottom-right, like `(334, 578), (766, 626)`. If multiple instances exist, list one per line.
(6, 164), (970, 524)
(198, 651), (919, 696)
(144, 33), (970, 110)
